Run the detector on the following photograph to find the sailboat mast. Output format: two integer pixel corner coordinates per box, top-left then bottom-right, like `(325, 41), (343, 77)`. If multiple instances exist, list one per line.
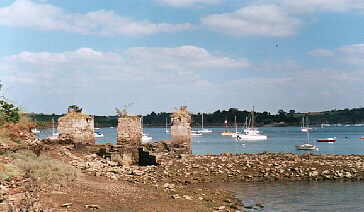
(52, 118), (55, 135)
(202, 113), (204, 129)
(235, 115), (237, 133)
(251, 106), (255, 128)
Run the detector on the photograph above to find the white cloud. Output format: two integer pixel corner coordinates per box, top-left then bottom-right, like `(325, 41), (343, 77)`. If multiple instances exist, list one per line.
(309, 44), (364, 66)
(338, 44), (364, 66)
(0, 0), (192, 36)
(0, 46), (249, 113)
(155, 0), (222, 7)
(1, 46), (364, 114)
(279, 0), (364, 13)
(201, 5), (301, 37)
(308, 49), (334, 57)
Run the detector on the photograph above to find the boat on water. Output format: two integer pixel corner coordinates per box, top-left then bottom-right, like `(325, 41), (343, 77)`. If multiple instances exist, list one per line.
(360, 137), (364, 140)
(296, 131), (318, 151)
(94, 131), (104, 138)
(48, 118), (59, 140)
(237, 109), (267, 141)
(301, 117), (312, 132)
(165, 118), (170, 133)
(221, 119), (234, 136)
(296, 143), (317, 150)
(317, 137), (336, 142)
(141, 133), (153, 143)
(31, 128), (40, 134)
(192, 130), (203, 136)
(141, 117), (153, 143)
(197, 113), (212, 133)
(231, 116), (241, 138)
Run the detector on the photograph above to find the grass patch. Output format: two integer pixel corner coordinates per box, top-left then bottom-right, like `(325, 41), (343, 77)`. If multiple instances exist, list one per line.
(0, 163), (22, 180)
(6, 150), (79, 185)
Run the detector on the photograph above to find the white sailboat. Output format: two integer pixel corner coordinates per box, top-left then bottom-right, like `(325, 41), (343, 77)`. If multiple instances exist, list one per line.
(31, 128), (40, 134)
(221, 119), (234, 136)
(48, 118), (59, 140)
(94, 129), (104, 138)
(198, 113), (212, 133)
(237, 108), (267, 141)
(191, 130), (203, 136)
(141, 116), (153, 143)
(296, 130), (318, 150)
(142, 133), (153, 143)
(232, 116), (241, 138)
(165, 117), (169, 133)
(301, 117), (312, 132)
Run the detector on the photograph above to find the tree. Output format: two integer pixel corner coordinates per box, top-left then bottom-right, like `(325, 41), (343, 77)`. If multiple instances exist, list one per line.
(0, 100), (20, 124)
(0, 82), (20, 124)
(68, 105), (82, 113)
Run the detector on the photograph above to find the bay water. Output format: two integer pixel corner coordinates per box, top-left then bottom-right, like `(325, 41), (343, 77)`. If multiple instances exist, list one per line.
(37, 126), (364, 211)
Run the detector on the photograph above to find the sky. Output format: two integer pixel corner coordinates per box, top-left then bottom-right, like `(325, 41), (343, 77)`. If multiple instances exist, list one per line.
(0, 0), (364, 115)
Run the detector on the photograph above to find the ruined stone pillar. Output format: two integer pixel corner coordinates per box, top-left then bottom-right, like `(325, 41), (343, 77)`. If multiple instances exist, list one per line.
(171, 106), (192, 154)
(116, 115), (142, 166)
(117, 116), (142, 146)
(57, 110), (95, 145)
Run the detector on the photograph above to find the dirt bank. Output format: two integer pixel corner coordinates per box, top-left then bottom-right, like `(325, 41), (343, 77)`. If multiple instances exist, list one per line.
(2, 143), (364, 211)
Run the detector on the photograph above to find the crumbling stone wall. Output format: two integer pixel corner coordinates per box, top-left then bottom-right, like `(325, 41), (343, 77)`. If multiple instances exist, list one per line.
(171, 106), (192, 154)
(116, 116), (142, 165)
(57, 111), (95, 145)
(117, 116), (142, 146)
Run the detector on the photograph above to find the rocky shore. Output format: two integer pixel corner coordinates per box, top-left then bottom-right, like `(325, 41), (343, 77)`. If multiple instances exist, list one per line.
(3, 141), (364, 211)
(73, 151), (364, 184)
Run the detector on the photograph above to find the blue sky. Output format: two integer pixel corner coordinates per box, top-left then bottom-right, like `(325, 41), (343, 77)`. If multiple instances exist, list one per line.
(0, 0), (364, 115)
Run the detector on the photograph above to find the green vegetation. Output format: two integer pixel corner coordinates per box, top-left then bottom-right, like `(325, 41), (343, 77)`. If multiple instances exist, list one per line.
(68, 104), (83, 112)
(0, 82), (20, 125)
(2, 150), (79, 184)
(28, 107), (364, 127)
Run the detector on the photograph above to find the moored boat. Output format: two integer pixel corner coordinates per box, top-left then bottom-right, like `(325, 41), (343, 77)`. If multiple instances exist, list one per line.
(296, 130), (318, 151)
(317, 137), (336, 142)
(301, 116), (312, 132)
(31, 128), (40, 134)
(141, 133), (153, 143)
(237, 108), (267, 141)
(221, 119), (233, 136)
(94, 131), (104, 138)
(221, 131), (234, 136)
(296, 143), (318, 150)
(197, 113), (212, 133)
(191, 131), (203, 136)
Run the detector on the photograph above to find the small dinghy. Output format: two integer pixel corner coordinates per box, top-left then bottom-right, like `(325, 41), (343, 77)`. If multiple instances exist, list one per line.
(296, 143), (318, 150)
(317, 137), (336, 142)
(296, 131), (318, 151)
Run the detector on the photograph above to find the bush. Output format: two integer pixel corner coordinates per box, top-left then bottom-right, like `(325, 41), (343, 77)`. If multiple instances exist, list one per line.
(6, 151), (79, 185)
(0, 163), (22, 180)
(0, 100), (20, 125)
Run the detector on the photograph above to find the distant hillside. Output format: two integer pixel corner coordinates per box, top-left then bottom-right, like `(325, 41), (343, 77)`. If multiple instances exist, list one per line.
(27, 107), (364, 128)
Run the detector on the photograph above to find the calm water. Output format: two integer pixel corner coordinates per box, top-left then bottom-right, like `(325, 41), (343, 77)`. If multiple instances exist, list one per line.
(37, 126), (364, 211)
(228, 182), (364, 212)
(38, 126), (364, 155)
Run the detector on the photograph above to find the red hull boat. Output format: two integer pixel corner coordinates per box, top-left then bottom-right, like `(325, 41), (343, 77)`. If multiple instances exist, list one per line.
(317, 137), (336, 142)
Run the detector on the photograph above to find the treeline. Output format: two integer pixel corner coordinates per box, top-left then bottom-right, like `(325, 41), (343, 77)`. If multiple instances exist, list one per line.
(28, 107), (364, 128)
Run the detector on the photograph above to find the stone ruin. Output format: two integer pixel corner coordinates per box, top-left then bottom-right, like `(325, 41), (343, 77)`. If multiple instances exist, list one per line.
(141, 106), (192, 155)
(57, 107), (95, 145)
(109, 115), (142, 166)
(117, 115), (142, 146)
(170, 106), (192, 154)
(104, 114), (157, 166)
